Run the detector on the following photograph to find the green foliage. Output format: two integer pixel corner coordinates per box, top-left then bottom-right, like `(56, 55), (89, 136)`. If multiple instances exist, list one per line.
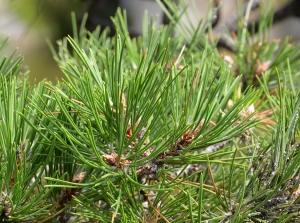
(1, 0), (300, 222)
(0, 35), (25, 79)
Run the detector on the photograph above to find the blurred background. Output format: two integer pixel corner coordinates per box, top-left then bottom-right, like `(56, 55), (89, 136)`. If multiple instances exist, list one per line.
(0, 0), (299, 83)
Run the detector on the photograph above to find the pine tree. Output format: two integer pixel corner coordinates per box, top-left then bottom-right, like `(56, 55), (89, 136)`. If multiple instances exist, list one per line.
(1, 1), (300, 222)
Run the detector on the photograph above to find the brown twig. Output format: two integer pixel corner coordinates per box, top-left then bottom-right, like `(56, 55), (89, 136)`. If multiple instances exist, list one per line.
(207, 164), (218, 194)
(147, 196), (170, 223)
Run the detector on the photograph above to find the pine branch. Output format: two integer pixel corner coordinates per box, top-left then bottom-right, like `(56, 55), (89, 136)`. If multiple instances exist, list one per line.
(1, 1), (300, 222)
